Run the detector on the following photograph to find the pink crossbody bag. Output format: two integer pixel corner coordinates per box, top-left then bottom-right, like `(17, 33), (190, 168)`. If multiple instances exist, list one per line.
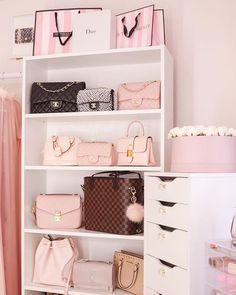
(117, 121), (156, 166)
(35, 194), (82, 229)
(117, 81), (161, 110)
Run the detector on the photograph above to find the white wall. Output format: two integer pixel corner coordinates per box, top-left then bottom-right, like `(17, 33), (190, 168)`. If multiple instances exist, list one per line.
(0, 0), (236, 126)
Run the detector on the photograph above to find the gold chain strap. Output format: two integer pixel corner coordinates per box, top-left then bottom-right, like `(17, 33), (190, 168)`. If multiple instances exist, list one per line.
(52, 136), (75, 155)
(117, 259), (139, 290)
(121, 81), (156, 93)
(37, 82), (77, 93)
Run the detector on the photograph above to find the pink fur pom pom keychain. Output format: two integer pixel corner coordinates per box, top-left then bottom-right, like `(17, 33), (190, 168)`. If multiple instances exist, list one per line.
(126, 186), (144, 223)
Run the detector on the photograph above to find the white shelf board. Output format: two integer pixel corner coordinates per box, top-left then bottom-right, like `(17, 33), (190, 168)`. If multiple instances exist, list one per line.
(24, 46), (163, 69)
(24, 227), (144, 241)
(24, 165), (161, 172)
(25, 283), (129, 295)
(25, 109), (161, 122)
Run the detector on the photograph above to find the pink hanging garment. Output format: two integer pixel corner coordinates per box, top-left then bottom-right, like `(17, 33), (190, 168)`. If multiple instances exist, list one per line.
(0, 89), (21, 295)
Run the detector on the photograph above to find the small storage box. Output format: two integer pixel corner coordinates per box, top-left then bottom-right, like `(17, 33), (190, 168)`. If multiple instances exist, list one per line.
(206, 240), (236, 294)
(170, 137), (236, 173)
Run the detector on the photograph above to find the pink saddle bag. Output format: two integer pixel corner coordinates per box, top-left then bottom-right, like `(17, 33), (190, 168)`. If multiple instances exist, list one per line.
(35, 194), (82, 229)
(43, 135), (81, 165)
(117, 81), (161, 110)
(72, 260), (115, 292)
(77, 142), (115, 166)
(117, 121), (156, 166)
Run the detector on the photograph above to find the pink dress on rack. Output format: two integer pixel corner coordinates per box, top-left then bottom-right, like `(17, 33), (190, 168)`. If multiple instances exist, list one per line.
(0, 93), (21, 295)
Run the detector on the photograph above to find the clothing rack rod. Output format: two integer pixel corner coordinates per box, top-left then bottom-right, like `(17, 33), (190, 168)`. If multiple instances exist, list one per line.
(0, 72), (22, 80)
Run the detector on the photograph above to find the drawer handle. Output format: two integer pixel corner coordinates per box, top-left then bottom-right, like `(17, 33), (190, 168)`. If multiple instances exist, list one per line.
(159, 207), (167, 215)
(158, 268), (166, 276)
(159, 182), (166, 190)
(158, 232), (166, 240)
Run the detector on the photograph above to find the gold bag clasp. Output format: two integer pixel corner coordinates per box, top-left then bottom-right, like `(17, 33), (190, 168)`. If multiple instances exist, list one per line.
(54, 211), (62, 222)
(127, 144), (133, 158)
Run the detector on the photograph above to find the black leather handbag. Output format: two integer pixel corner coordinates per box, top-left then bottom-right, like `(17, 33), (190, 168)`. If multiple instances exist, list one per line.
(30, 81), (86, 113)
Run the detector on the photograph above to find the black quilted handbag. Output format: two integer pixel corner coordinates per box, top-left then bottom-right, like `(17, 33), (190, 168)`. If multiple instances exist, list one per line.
(30, 82), (86, 113)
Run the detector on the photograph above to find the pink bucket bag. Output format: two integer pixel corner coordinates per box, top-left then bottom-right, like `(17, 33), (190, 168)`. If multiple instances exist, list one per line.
(117, 81), (161, 110)
(117, 121), (156, 166)
(72, 260), (115, 292)
(77, 142), (114, 166)
(35, 194), (82, 229)
(43, 135), (81, 165)
(33, 236), (79, 294)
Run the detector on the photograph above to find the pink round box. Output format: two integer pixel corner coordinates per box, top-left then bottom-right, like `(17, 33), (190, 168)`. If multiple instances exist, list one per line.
(170, 136), (236, 173)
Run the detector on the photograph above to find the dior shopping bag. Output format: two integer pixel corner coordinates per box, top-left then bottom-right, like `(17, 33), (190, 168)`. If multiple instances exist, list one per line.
(33, 8), (102, 55)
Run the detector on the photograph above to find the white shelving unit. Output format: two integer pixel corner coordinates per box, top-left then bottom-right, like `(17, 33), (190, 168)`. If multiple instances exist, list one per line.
(21, 45), (173, 295)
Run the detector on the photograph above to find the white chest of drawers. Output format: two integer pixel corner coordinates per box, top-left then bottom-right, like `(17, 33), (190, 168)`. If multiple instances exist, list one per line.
(144, 172), (236, 295)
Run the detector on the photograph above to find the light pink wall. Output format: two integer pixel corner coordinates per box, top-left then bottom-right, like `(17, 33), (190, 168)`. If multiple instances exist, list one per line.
(0, 0), (236, 126)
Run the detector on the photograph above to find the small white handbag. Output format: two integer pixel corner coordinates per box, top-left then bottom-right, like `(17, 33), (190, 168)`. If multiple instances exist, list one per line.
(43, 135), (81, 165)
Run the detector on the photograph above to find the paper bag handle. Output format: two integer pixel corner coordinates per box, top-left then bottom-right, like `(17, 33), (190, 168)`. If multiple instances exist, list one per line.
(55, 12), (73, 46)
(122, 13), (141, 38)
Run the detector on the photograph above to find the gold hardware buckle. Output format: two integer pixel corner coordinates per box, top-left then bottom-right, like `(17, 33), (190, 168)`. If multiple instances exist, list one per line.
(127, 144), (133, 158)
(54, 211), (62, 222)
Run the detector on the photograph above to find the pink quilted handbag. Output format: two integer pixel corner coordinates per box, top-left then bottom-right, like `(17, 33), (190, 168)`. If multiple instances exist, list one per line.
(33, 236), (79, 294)
(35, 194), (82, 229)
(72, 260), (115, 292)
(117, 121), (156, 166)
(43, 135), (81, 165)
(117, 81), (160, 110)
(77, 142), (114, 166)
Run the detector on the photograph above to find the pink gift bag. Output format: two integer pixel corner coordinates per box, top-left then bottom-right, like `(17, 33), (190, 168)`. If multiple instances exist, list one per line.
(33, 8), (102, 56)
(152, 9), (165, 45)
(116, 5), (154, 49)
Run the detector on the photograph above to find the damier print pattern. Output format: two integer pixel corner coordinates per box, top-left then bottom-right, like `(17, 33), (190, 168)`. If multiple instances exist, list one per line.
(84, 175), (144, 235)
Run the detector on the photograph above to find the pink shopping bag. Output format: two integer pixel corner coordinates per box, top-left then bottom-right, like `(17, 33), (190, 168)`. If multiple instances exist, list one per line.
(33, 8), (102, 56)
(116, 5), (155, 49)
(152, 9), (166, 45)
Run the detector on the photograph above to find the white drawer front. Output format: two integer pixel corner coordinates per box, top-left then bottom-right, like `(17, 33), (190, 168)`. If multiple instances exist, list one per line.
(145, 177), (190, 204)
(146, 222), (189, 269)
(146, 255), (189, 295)
(145, 287), (160, 295)
(146, 199), (189, 231)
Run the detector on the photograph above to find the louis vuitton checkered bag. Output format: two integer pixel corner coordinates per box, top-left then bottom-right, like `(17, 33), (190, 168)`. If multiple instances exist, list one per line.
(83, 171), (144, 235)
(77, 88), (114, 112)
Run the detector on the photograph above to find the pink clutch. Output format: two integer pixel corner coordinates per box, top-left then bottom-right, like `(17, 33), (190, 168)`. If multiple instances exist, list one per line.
(35, 194), (82, 229)
(72, 260), (115, 292)
(117, 121), (156, 166)
(117, 81), (161, 110)
(77, 142), (114, 166)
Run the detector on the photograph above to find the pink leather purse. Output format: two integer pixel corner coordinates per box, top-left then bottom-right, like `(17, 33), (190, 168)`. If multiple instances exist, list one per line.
(72, 260), (115, 292)
(117, 121), (156, 166)
(117, 81), (161, 110)
(43, 136), (81, 165)
(33, 236), (79, 293)
(77, 142), (114, 166)
(35, 194), (82, 229)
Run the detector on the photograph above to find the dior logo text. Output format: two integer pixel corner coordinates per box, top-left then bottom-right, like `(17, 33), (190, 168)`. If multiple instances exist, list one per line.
(86, 29), (96, 34)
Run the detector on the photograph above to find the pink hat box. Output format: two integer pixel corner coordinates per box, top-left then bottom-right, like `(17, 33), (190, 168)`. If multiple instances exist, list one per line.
(170, 136), (236, 173)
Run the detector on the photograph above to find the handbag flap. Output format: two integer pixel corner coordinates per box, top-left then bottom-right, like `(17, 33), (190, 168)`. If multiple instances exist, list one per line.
(77, 88), (113, 105)
(118, 81), (160, 102)
(31, 82), (85, 104)
(117, 137), (149, 153)
(73, 261), (113, 286)
(36, 195), (81, 215)
(78, 142), (113, 157)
